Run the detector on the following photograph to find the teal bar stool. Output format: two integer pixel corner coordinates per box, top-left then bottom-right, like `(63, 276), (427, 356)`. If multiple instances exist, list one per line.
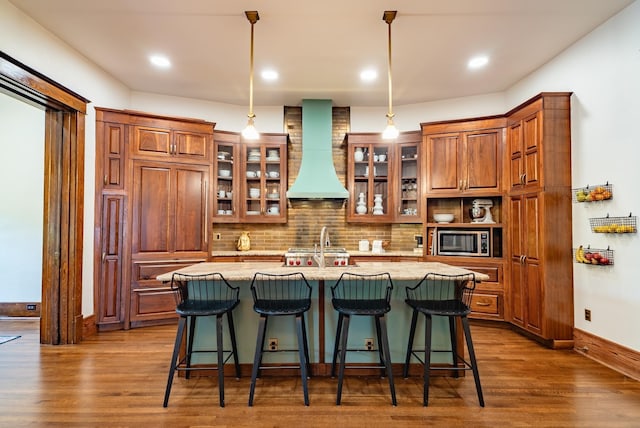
(330, 272), (396, 406)
(404, 272), (484, 407)
(248, 272), (312, 406)
(163, 272), (240, 408)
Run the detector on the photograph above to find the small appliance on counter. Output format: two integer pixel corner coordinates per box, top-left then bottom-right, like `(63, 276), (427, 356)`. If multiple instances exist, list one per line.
(470, 199), (495, 223)
(371, 240), (384, 254)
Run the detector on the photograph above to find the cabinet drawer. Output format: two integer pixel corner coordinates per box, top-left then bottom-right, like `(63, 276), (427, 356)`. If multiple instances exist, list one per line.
(133, 260), (203, 282)
(461, 266), (499, 282)
(470, 293), (499, 315)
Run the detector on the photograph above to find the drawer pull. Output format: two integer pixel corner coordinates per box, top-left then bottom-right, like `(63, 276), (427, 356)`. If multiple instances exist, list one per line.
(475, 302), (491, 306)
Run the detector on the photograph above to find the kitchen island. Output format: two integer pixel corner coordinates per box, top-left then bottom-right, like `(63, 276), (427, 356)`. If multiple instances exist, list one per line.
(157, 261), (489, 376)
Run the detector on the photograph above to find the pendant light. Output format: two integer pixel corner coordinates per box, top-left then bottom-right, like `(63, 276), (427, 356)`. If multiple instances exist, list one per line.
(382, 10), (399, 140)
(242, 11), (260, 140)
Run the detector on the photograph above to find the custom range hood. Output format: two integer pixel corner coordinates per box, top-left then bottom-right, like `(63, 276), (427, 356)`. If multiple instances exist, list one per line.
(286, 99), (349, 199)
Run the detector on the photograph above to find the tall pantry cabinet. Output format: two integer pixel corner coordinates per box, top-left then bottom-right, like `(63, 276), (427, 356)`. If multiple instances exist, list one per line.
(506, 93), (574, 348)
(94, 109), (214, 330)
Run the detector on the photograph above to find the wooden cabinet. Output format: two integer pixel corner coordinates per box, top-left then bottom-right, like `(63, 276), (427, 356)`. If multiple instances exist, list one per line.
(505, 93), (573, 348)
(424, 195), (505, 320)
(211, 131), (288, 223)
(422, 117), (505, 196)
(131, 160), (210, 256)
(94, 108), (214, 330)
(346, 131), (421, 223)
(129, 259), (204, 327)
(439, 261), (504, 320)
(95, 109), (129, 330)
(130, 118), (212, 163)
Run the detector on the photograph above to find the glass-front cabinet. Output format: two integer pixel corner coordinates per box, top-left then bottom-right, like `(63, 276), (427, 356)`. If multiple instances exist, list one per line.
(213, 131), (240, 222)
(346, 131), (421, 223)
(397, 137), (422, 222)
(212, 131), (288, 223)
(347, 134), (393, 222)
(241, 134), (288, 223)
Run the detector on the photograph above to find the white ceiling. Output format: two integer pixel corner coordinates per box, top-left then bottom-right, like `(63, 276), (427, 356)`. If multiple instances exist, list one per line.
(9, 0), (634, 107)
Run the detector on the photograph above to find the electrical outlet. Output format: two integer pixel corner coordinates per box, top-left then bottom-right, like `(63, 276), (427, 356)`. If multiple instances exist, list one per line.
(585, 309), (591, 321)
(268, 338), (278, 351)
(364, 338), (374, 351)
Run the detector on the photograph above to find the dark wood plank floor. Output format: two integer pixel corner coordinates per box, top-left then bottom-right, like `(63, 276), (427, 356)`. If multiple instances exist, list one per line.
(1, 319), (639, 427)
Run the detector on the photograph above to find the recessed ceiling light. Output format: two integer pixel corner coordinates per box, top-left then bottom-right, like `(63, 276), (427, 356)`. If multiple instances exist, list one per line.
(149, 55), (171, 69)
(468, 56), (489, 70)
(360, 69), (378, 82)
(261, 69), (279, 81)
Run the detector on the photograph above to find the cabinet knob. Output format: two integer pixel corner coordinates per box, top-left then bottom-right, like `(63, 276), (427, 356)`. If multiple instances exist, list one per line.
(103, 175), (108, 185)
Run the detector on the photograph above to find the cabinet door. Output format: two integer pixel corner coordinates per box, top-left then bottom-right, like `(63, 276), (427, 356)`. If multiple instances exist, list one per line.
(131, 125), (211, 162)
(348, 141), (393, 222)
(396, 142), (422, 222)
(509, 193), (543, 335)
(522, 112), (541, 188)
(174, 130), (210, 160)
(509, 112), (540, 191)
(213, 134), (239, 222)
(508, 121), (524, 190)
(174, 165), (210, 253)
(241, 137), (287, 222)
(101, 122), (126, 189)
(132, 126), (172, 158)
(509, 196), (525, 327)
(97, 194), (125, 328)
(463, 129), (500, 193)
(426, 133), (461, 193)
(523, 193), (542, 334)
(131, 161), (209, 256)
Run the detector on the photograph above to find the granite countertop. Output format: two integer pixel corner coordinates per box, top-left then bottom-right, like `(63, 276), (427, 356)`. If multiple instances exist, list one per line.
(156, 261), (489, 282)
(211, 250), (423, 258)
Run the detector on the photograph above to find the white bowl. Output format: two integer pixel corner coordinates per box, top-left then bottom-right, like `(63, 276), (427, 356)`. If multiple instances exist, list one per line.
(219, 169), (231, 177)
(246, 171), (256, 178)
(268, 171), (280, 178)
(433, 213), (454, 223)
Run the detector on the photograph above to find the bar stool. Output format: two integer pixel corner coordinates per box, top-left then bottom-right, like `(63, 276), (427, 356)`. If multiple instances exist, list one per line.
(403, 272), (484, 407)
(163, 272), (240, 408)
(330, 272), (396, 406)
(248, 272), (312, 406)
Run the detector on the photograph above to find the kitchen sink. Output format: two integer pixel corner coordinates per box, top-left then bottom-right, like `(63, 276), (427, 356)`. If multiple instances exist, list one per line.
(284, 247), (350, 267)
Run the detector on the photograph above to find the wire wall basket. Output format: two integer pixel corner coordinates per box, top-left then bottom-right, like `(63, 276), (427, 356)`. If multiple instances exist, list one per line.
(572, 182), (613, 203)
(589, 213), (636, 233)
(573, 245), (614, 266)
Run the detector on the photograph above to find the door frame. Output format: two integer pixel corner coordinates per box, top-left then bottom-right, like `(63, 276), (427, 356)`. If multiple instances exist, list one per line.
(0, 51), (88, 344)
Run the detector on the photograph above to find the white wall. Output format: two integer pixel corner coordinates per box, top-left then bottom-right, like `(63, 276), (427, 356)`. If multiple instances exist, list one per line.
(0, 94), (44, 301)
(506, 0), (640, 351)
(130, 92), (285, 133)
(350, 92), (507, 132)
(1, 0), (130, 314)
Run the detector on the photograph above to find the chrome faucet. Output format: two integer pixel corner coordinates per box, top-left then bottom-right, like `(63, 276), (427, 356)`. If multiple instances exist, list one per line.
(314, 226), (330, 268)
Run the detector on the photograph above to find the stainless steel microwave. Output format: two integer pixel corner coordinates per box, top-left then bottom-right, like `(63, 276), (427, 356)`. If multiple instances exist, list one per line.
(436, 229), (490, 257)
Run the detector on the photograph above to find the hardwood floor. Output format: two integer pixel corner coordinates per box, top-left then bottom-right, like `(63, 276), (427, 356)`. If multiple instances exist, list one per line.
(1, 319), (639, 427)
